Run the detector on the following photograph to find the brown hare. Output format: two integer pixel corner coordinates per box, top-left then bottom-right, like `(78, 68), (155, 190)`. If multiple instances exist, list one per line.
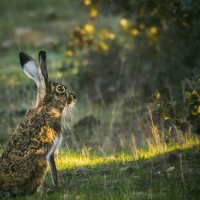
(0, 51), (76, 195)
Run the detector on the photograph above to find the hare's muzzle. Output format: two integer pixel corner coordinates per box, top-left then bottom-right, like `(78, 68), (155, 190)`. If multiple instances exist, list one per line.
(67, 92), (76, 105)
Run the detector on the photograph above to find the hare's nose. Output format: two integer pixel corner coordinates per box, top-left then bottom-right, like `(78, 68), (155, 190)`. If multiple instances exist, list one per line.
(72, 94), (76, 101)
(70, 92), (76, 100)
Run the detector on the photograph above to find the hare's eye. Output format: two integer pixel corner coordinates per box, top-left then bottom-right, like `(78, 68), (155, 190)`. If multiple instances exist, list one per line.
(56, 85), (65, 93)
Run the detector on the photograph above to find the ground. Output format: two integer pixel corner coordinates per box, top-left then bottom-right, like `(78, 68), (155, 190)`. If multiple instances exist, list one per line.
(9, 140), (199, 200)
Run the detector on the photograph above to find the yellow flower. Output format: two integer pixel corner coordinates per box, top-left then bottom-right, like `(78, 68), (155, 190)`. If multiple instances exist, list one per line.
(120, 18), (129, 29)
(84, 0), (91, 6)
(130, 28), (139, 37)
(84, 24), (95, 34)
(89, 7), (98, 19)
(108, 33), (115, 40)
(99, 41), (109, 52)
(150, 26), (158, 34)
(66, 50), (74, 57)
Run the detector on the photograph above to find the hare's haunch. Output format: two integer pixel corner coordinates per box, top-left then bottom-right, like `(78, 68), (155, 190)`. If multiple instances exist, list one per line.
(0, 51), (76, 195)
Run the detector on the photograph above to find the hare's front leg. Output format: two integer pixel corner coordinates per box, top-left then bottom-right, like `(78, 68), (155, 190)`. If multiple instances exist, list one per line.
(48, 153), (59, 188)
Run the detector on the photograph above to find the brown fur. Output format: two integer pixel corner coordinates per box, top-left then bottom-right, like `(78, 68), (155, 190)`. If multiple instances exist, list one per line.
(0, 53), (75, 195)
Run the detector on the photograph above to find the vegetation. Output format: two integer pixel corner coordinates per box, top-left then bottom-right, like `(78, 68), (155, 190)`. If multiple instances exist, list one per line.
(0, 0), (200, 199)
(2, 137), (199, 200)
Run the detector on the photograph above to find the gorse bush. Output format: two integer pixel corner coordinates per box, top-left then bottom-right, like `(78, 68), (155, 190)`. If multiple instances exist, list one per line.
(60, 0), (200, 148)
(64, 0), (200, 103)
(151, 71), (200, 136)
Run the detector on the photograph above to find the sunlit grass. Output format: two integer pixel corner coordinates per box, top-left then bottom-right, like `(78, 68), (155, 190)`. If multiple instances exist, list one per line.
(55, 136), (199, 171)
(0, 135), (198, 200)
(1, 136), (197, 171)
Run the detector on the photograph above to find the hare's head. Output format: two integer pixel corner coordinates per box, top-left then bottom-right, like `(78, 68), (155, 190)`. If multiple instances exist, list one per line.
(19, 51), (76, 110)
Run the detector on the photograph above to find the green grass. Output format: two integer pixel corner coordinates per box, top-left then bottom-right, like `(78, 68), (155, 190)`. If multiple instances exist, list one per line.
(0, 138), (194, 200)
(0, 1), (200, 199)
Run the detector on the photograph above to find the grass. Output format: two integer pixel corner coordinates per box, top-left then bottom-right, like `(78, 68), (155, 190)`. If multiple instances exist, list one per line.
(1, 100), (199, 200)
(2, 138), (195, 200)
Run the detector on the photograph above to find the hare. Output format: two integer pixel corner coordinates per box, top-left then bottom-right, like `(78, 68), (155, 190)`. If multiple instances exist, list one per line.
(0, 51), (76, 195)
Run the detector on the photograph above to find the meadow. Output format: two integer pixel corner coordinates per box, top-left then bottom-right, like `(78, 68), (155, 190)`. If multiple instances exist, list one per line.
(0, 0), (200, 199)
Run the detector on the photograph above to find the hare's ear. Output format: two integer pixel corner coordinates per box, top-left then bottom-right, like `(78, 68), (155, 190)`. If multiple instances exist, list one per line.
(19, 52), (42, 87)
(38, 51), (49, 85)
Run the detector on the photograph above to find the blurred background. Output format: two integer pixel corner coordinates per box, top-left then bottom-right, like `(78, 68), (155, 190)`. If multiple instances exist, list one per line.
(0, 0), (199, 152)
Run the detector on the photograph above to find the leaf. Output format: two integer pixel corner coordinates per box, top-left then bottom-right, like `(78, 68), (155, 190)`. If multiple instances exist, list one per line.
(119, 165), (134, 174)
(166, 166), (175, 173)
(155, 171), (161, 176)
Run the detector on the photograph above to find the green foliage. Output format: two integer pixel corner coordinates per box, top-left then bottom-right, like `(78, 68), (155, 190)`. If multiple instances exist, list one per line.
(151, 71), (200, 135)
(64, 0), (200, 103)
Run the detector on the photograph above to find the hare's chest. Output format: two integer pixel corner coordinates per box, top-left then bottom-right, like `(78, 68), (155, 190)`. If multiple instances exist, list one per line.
(46, 134), (63, 160)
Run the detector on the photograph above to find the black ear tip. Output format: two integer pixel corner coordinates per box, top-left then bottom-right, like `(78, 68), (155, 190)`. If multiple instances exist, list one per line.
(19, 52), (25, 59)
(39, 50), (46, 54)
(39, 50), (46, 58)
(19, 52), (30, 67)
